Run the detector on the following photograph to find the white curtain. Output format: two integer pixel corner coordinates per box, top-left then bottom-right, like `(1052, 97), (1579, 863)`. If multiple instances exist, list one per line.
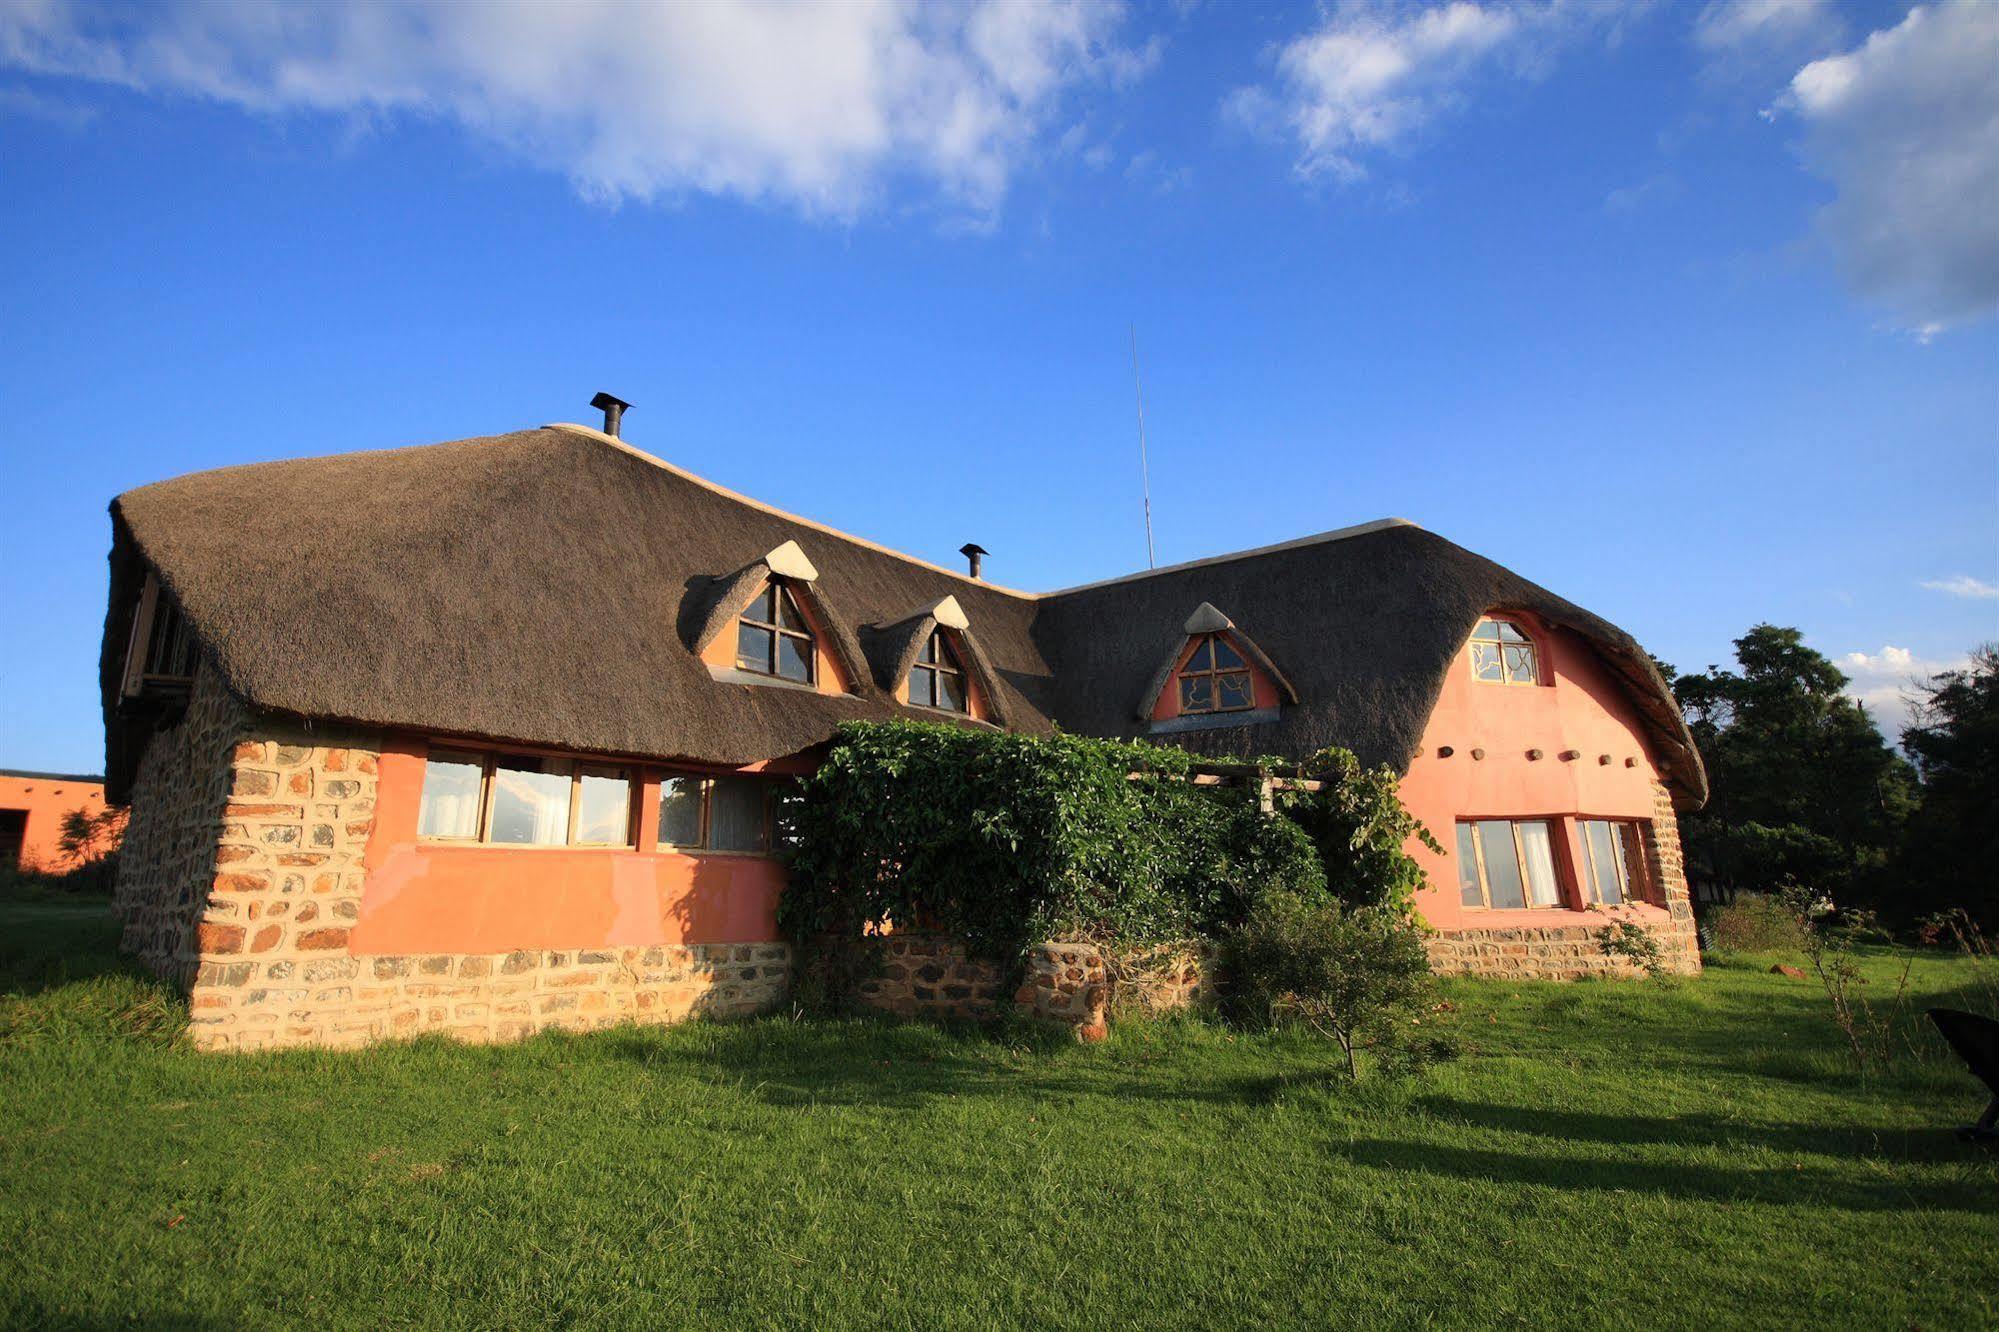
(1518, 821), (1561, 906)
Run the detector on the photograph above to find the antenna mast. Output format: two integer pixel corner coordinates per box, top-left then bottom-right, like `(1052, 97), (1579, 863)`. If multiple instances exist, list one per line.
(1129, 325), (1157, 569)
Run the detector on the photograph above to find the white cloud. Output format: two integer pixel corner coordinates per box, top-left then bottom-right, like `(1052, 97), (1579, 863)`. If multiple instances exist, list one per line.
(1227, 0), (1634, 183)
(1920, 574), (1999, 600)
(1694, 0), (1839, 60)
(1777, 0), (1999, 334)
(1836, 644), (1972, 738)
(0, 0), (1147, 220)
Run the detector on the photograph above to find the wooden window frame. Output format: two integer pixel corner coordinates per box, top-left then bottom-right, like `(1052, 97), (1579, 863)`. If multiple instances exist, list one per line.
(1469, 616), (1542, 687)
(736, 579), (817, 684)
(1458, 817), (1565, 910)
(416, 748), (637, 850)
(121, 573), (201, 697)
(1177, 633), (1256, 716)
(1579, 818), (1646, 906)
(654, 773), (781, 857)
(906, 628), (970, 714)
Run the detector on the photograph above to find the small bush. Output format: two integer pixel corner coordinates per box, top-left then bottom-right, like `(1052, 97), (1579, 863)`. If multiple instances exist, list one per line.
(1220, 894), (1451, 1080)
(1593, 917), (1667, 979)
(1704, 892), (1807, 956)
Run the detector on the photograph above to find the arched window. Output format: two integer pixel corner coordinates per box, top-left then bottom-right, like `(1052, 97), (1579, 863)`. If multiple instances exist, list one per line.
(1178, 634), (1255, 714)
(906, 627), (968, 712)
(1470, 617), (1539, 685)
(737, 580), (815, 683)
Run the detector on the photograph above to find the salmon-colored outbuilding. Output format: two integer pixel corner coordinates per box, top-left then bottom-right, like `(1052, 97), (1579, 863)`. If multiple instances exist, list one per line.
(0, 769), (119, 872)
(99, 408), (1704, 1050)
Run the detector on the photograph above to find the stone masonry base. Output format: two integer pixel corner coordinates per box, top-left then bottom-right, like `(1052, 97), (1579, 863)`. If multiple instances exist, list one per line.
(853, 933), (1205, 1034)
(189, 942), (792, 1052)
(1424, 921), (1700, 981)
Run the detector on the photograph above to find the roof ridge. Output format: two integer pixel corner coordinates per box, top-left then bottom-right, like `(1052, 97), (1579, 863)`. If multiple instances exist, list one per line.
(546, 423), (1040, 599)
(548, 423), (1417, 603)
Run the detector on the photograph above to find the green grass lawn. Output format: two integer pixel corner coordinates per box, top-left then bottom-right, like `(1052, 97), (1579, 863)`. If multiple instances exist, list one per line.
(3, 899), (1995, 1330)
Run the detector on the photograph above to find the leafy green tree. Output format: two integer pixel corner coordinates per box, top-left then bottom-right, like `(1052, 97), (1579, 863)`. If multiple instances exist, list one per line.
(1673, 625), (1917, 909)
(1896, 645), (1998, 928)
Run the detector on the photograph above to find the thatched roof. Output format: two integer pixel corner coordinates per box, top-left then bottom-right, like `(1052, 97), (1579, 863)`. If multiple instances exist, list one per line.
(101, 424), (1705, 807)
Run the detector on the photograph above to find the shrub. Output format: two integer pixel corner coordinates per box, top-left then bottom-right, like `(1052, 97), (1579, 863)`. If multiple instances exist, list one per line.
(780, 722), (1438, 1012)
(1287, 748), (1440, 918)
(1220, 894), (1448, 1079)
(1592, 917), (1666, 979)
(1703, 892), (1807, 956)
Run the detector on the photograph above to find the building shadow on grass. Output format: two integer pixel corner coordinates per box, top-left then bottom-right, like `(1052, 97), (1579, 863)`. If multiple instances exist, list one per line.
(0, 898), (143, 997)
(605, 1020), (1279, 1112)
(1324, 1133), (1993, 1214)
(1411, 1095), (1977, 1164)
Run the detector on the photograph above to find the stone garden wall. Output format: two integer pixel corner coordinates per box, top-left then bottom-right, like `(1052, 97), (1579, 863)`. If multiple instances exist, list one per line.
(853, 933), (1206, 1037)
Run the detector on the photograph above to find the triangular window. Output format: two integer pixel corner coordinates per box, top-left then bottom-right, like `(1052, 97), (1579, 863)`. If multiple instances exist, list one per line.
(1177, 633), (1255, 715)
(1470, 617), (1539, 685)
(908, 628), (969, 712)
(737, 580), (816, 683)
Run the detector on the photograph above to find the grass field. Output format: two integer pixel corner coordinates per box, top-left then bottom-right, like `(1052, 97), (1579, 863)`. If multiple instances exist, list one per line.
(3, 898), (1995, 1330)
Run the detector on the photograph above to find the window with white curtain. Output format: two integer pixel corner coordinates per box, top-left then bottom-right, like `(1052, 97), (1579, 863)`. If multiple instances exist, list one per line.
(1457, 818), (1563, 909)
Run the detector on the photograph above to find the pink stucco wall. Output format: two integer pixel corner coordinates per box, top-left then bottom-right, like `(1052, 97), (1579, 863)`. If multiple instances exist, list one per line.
(1398, 611), (1677, 935)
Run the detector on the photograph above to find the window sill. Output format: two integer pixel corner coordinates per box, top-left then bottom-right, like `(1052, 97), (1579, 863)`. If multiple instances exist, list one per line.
(705, 664), (854, 697)
(1147, 706), (1280, 735)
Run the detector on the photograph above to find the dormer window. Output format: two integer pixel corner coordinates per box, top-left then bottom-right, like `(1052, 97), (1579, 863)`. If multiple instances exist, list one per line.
(1470, 617), (1539, 685)
(736, 580), (815, 683)
(1178, 634), (1255, 714)
(906, 628), (968, 713)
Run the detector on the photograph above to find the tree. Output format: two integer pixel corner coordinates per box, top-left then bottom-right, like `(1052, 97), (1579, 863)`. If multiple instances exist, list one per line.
(1673, 625), (1917, 910)
(1895, 645), (1998, 928)
(57, 806), (127, 867)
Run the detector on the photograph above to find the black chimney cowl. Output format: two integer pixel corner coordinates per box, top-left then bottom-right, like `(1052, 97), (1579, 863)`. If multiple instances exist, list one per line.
(590, 392), (631, 439)
(959, 543), (989, 579)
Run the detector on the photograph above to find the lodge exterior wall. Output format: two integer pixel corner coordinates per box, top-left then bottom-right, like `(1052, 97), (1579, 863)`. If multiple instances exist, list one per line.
(1423, 781), (1700, 980)
(114, 696), (792, 1052)
(852, 934), (1207, 1034)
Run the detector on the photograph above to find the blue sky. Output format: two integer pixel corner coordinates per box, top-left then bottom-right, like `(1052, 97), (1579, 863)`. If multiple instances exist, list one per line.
(2, 0), (1994, 775)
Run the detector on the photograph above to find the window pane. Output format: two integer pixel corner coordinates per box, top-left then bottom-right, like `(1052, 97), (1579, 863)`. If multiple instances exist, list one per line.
(777, 633), (813, 682)
(737, 624), (773, 674)
(1504, 643), (1538, 684)
(1617, 824), (1648, 902)
(1471, 641), (1504, 681)
(1496, 620), (1529, 643)
(1187, 638), (1213, 672)
(775, 586), (808, 632)
(1472, 619), (1502, 641)
(575, 767), (631, 845)
(709, 777), (766, 852)
(658, 777), (704, 846)
(918, 632), (937, 664)
(1476, 821), (1527, 909)
(748, 585), (776, 624)
(418, 751), (484, 839)
(1456, 823), (1483, 907)
(489, 757), (572, 845)
(1180, 676), (1214, 713)
(1217, 673), (1253, 710)
(908, 666), (935, 708)
(937, 670), (966, 713)
(1212, 637), (1246, 670)
(1518, 821), (1561, 906)
(1586, 820), (1624, 905)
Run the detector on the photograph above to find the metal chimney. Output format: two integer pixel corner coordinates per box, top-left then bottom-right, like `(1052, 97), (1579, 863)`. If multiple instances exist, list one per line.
(959, 543), (989, 579)
(589, 392), (631, 439)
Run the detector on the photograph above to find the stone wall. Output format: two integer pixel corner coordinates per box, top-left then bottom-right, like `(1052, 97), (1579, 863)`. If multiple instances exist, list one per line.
(852, 933), (1205, 1036)
(1425, 782), (1701, 980)
(112, 663), (250, 983)
(117, 702), (791, 1052)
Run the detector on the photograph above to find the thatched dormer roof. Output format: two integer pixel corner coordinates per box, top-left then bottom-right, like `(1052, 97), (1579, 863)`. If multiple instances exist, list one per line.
(101, 424), (1705, 807)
